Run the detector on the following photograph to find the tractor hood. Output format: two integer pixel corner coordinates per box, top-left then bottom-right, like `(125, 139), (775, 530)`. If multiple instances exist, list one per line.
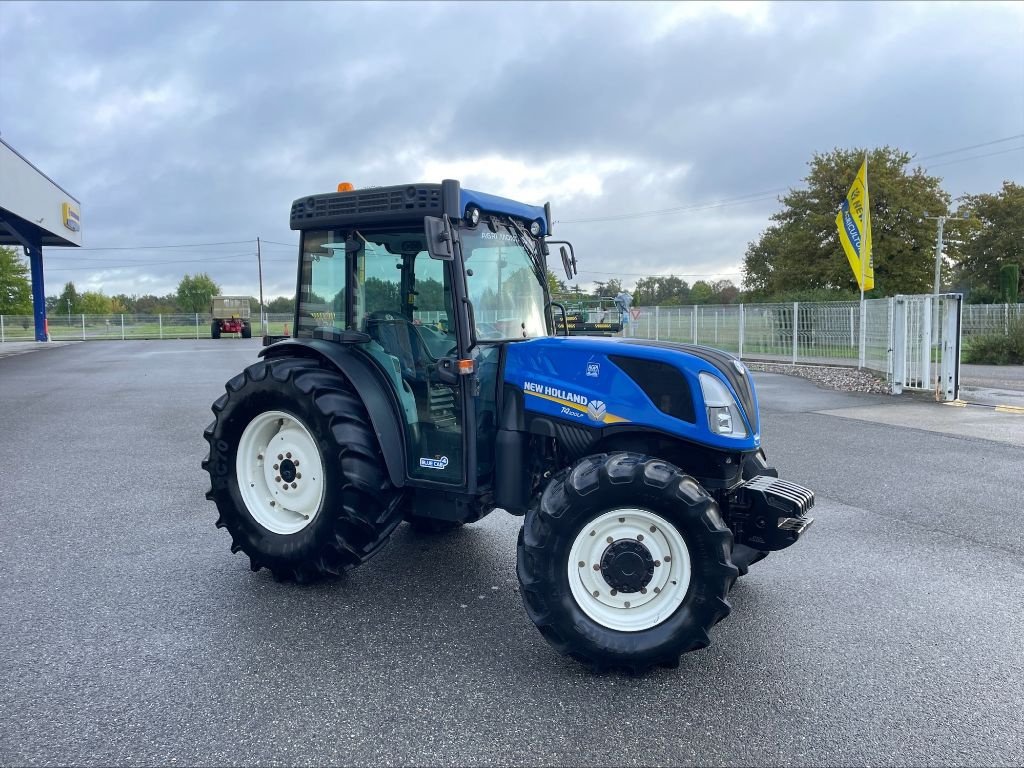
(502, 336), (760, 451)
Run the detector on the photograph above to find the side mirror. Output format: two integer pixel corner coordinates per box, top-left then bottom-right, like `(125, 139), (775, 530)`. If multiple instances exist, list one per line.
(549, 240), (578, 279)
(425, 215), (455, 260)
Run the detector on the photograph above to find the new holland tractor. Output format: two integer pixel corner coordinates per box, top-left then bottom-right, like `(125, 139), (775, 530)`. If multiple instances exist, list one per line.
(202, 180), (815, 672)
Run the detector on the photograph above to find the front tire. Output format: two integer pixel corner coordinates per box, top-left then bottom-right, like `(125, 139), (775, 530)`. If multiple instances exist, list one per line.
(517, 453), (737, 672)
(202, 357), (404, 581)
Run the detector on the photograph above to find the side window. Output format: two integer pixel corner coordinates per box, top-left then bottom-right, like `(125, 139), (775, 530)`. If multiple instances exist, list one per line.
(357, 241), (404, 325)
(297, 229), (346, 338)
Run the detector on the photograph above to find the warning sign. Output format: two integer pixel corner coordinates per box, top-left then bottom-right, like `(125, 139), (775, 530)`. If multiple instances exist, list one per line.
(630, 308), (641, 321)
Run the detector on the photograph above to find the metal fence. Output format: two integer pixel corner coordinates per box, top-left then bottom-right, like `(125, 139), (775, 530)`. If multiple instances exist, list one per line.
(625, 301), (886, 370)
(961, 303), (1024, 341)
(624, 295), (962, 399)
(0, 313), (294, 342)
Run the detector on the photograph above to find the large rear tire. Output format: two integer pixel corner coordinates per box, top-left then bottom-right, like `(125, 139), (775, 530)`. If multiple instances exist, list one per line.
(211, 321), (221, 339)
(517, 452), (737, 673)
(202, 357), (404, 581)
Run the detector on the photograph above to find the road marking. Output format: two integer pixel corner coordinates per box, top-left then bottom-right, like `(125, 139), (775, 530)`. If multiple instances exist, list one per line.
(943, 399), (1024, 416)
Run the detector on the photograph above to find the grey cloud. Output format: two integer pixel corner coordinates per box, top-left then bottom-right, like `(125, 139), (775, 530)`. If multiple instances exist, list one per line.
(1, 1), (1021, 299)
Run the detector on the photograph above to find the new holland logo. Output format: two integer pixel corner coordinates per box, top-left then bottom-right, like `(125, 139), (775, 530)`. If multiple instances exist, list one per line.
(586, 400), (607, 421)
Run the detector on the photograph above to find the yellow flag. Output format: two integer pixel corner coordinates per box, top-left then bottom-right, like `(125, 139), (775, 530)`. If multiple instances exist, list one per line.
(835, 158), (874, 291)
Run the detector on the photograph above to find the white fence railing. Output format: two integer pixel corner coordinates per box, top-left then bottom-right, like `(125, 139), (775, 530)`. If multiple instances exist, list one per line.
(0, 313), (295, 342)
(961, 303), (1024, 339)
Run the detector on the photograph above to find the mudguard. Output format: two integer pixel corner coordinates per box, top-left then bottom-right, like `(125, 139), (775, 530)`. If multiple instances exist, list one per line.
(260, 339), (406, 488)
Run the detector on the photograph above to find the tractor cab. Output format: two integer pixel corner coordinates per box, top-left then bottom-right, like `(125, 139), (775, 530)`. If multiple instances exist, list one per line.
(286, 179), (567, 493)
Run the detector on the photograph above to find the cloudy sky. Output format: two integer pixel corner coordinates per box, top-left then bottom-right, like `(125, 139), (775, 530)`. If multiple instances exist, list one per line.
(2, 0), (1022, 301)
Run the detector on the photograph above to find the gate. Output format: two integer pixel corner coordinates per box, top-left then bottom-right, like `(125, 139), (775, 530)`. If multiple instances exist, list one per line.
(891, 294), (961, 401)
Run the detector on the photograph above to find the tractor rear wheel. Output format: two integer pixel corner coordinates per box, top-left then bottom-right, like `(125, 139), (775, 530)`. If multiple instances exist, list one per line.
(517, 452), (737, 673)
(211, 320), (221, 339)
(202, 357), (404, 581)
(241, 323), (252, 339)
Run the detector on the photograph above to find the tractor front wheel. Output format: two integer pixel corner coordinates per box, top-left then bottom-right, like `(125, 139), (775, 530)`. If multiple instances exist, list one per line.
(517, 452), (737, 672)
(202, 357), (404, 581)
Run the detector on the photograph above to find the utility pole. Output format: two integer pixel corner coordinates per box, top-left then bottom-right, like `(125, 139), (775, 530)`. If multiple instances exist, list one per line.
(925, 210), (970, 295)
(257, 237), (264, 334)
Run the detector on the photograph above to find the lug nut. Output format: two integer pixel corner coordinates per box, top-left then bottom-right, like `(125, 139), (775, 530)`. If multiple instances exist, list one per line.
(624, 601), (631, 608)
(286, 452), (292, 459)
(665, 555), (672, 562)
(654, 560), (661, 567)
(649, 525), (656, 532)
(640, 588), (648, 595)
(275, 476), (281, 482)
(278, 454), (284, 460)
(273, 464), (279, 470)
(592, 590), (600, 597)
(296, 473), (302, 479)
(610, 589), (617, 596)
(589, 530), (596, 537)
(578, 561), (585, 568)
(637, 534), (644, 542)
(592, 564), (600, 571)
(654, 587), (660, 594)
(290, 482), (297, 489)
(294, 461), (300, 467)
(606, 536), (614, 544)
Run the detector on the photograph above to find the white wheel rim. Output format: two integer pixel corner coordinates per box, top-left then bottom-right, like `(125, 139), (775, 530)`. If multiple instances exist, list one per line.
(567, 507), (692, 632)
(235, 410), (325, 535)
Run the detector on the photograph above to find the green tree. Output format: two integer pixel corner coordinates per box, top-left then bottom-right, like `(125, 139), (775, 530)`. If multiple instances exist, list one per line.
(79, 291), (113, 314)
(546, 270), (566, 296)
(56, 281), (80, 322)
(0, 246), (33, 314)
(592, 278), (623, 298)
(266, 295), (296, 314)
(952, 181), (1024, 302)
(743, 146), (950, 298)
(176, 273), (221, 313)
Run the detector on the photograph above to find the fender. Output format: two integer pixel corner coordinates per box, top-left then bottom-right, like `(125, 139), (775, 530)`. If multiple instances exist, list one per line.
(259, 339), (406, 488)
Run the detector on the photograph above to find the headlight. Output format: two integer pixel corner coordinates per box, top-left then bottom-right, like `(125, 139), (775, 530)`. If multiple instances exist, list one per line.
(699, 372), (748, 438)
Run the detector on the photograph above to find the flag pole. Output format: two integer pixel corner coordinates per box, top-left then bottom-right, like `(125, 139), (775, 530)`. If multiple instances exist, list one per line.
(858, 152), (868, 369)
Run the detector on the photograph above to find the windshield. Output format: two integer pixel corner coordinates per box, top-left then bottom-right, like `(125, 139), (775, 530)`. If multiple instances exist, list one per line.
(460, 221), (548, 341)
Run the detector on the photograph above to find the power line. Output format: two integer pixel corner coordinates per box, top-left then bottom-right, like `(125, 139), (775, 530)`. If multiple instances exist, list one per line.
(555, 132), (1024, 226)
(914, 133), (1024, 162)
(556, 189), (786, 225)
(921, 144), (1024, 170)
(62, 239), (257, 252)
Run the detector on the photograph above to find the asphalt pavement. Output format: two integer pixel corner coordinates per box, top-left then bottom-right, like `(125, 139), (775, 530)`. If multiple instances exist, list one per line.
(1, 340), (1022, 766)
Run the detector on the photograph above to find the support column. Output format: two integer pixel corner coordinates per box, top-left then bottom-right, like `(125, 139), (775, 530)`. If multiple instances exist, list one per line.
(2, 213), (49, 342)
(27, 238), (47, 341)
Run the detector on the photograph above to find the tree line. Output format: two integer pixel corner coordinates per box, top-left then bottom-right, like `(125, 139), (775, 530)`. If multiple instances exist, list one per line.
(0, 260), (297, 316)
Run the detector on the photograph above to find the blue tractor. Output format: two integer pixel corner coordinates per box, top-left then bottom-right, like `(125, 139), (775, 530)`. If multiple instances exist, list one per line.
(203, 180), (814, 672)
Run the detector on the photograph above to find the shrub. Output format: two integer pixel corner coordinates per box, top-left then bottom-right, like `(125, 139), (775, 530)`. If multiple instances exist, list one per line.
(963, 317), (1024, 365)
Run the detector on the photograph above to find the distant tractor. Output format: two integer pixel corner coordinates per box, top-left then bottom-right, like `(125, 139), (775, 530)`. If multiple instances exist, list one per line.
(211, 296), (252, 339)
(202, 180), (815, 672)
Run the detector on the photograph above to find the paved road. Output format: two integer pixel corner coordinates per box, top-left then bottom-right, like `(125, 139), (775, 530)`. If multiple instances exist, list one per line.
(1, 341), (1022, 766)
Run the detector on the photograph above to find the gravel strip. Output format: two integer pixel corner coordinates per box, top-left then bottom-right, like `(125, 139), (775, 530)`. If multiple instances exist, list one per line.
(745, 361), (893, 394)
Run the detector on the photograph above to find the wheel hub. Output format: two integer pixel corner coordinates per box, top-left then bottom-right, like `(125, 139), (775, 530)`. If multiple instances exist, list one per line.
(600, 540), (654, 593)
(279, 458), (297, 483)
